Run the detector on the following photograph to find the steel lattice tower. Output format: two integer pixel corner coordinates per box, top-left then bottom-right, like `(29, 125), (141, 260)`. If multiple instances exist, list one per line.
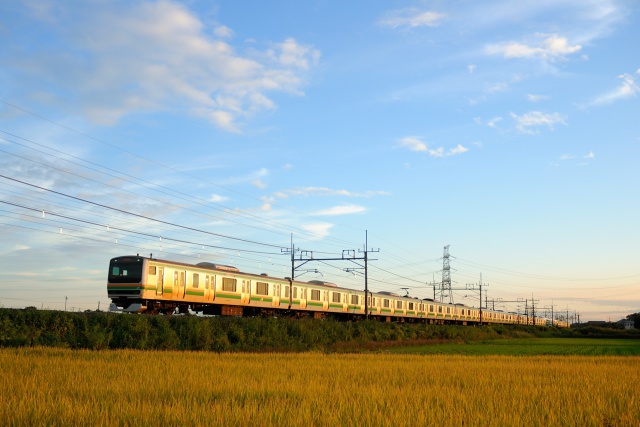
(440, 245), (453, 304)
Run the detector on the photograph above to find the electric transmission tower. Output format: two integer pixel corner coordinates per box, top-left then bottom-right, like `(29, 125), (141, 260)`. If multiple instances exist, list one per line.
(437, 245), (453, 304)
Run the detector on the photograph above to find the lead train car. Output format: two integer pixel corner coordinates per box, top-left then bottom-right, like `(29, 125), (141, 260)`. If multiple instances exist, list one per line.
(108, 255), (566, 326)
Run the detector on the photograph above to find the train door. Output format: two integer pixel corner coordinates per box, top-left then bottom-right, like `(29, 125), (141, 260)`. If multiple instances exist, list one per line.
(272, 283), (280, 307)
(172, 271), (178, 299)
(178, 271), (186, 299)
(203, 275), (211, 302)
(300, 287), (307, 309)
(156, 267), (164, 296)
(241, 280), (251, 304)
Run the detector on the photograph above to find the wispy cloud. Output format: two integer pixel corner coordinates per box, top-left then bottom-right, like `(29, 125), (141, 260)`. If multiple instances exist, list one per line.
(398, 136), (427, 152)
(397, 136), (469, 157)
(475, 116), (503, 129)
(209, 194), (228, 203)
(312, 205), (367, 216)
(379, 8), (447, 29)
(526, 93), (549, 102)
(251, 179), (268, 189)
(486, 34), (581, 62)
(6, 1), (320, 132)
(584, 69), (640, 107)
(555, 151), (595, 167)
(302, 222), (334, 240)
(278, 187), (389, 198)
(510, 111), (566, 134)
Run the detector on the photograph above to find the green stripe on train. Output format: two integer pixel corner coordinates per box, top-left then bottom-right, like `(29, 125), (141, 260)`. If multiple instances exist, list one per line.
(216, 293), (242, 300)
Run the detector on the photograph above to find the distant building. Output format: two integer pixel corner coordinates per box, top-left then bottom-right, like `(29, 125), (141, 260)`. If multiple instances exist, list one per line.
(586, 321), (607, 327)
(617, 319), (635, 330)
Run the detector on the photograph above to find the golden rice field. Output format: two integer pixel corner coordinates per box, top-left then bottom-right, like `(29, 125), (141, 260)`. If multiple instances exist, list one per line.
(1, 347), (638, 426)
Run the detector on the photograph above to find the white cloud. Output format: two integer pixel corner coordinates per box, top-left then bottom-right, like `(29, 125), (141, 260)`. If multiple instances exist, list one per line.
(379, 8), (447, 29)
(487, 117), (503, 128)
(476, 117), (503, 128)
(399, 136), (469, 157)
(468, 64), (476, 74)
(272, 37), (321, 70)
(486, 34), (581, 62)
(585, 70), (640, 107)
(279, 187), (389, 198)
(302, 222), (334, 240)
(559, 154), (574, 160)
(313, 205), (367, 216)
(259, 196), (274, 211)
(448, 144), (469, 155)
(252, 179), (268, 189)
(428, 147), (444, 157)
(510, 111), (566, 133)
(7, 1), (320, 132)
(209, 194), (228, 203)
(584, 151), (595, 159)
(526, 94), (549, 102)
(214, 25), (234, 38)
(282, 163), (294, 170)
(398, 136), (427, 152)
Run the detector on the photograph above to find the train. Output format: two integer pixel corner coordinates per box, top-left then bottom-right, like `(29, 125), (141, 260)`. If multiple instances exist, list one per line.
(107, 255), (569, 327)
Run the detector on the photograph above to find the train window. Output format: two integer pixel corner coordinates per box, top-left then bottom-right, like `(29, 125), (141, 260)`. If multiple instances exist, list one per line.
(430, 305), (434, 312)
(311, 289), (320, 301)
(284, 286), (290, 298)
(148, 266), (156, 275)
(396, 301), (403, 309)
(205, 276), (209, 290)
(438, 306), (442, 313)
(383, 299), (390, 308)
(256, 282), (269, 295)
(332, 292), (341, 303)
(293, 287), (298, 299)
(446, 307), (451, 314)
(351, 294), (358, 305)
(370, 297), (375, 307)
(222, 278), (237, 292)
(408, 302), (414, 310)
(193, 274), (199, 289)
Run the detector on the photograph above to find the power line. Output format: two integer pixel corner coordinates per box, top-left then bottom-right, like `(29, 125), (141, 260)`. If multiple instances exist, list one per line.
(0, 174), (286, 249)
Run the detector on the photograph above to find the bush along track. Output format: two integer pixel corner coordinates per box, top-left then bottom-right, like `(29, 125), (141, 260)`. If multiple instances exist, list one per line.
(0, 308), (638, 351)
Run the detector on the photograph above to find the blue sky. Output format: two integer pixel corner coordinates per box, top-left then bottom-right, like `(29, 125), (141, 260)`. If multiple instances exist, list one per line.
(1, 0), (638, 321)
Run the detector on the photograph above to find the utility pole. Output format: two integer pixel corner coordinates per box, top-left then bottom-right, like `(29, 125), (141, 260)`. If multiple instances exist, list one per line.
(463, 274), (486, 326)
(65, 296), (68, 312)
(541, 301), (556, 326)
(359, 231), (380, 320)
(283, 232), (378, 319)
(494, 298), (525, 323)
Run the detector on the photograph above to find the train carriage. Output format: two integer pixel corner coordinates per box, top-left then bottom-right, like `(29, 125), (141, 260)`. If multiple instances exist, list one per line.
(108, 255), (561, 327)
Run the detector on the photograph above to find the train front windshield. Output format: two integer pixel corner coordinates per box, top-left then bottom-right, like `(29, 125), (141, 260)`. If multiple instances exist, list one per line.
(108, 257), (143, 283)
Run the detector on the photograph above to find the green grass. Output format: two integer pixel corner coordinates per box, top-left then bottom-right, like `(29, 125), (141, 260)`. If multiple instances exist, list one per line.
(388, 338), (640, 356)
